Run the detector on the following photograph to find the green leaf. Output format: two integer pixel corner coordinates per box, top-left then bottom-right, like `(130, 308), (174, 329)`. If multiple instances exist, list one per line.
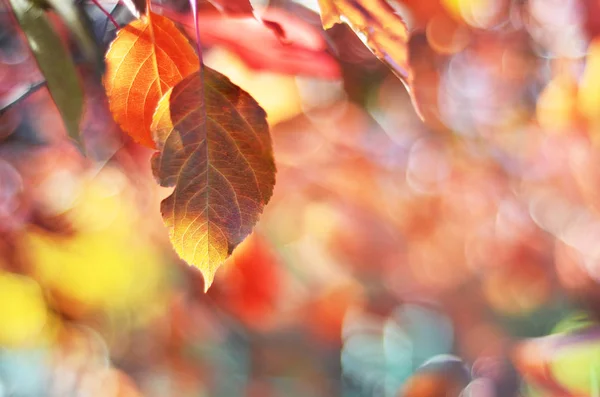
(9, 0), (84, 143)
(45, 0), (103, 72)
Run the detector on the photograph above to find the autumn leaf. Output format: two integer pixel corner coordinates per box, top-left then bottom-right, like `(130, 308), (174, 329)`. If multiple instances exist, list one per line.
(151, 69), (275, 290)
(316, 0), (409, 78)
(315, 0), (450, 128)
(103, 12), (199, 148)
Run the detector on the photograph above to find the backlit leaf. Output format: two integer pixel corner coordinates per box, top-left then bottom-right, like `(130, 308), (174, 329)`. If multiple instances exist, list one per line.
(151, 69), (275, 291)
(9, 0), (84, 143)
(103, 12), (199, 148)
(315, 0), (450, 127)
(316, 0), (409, 78)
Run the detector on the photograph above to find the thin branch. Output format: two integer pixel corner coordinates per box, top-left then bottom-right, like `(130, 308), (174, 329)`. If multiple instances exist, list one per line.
(90, 0), (119, 29)
(0, 81), (45, 114)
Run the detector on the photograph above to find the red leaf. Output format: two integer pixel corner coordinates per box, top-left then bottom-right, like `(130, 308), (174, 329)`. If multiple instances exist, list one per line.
(207, 0), (253, 15)
(209, 233), (281, 329)
(161, 8), (341, 78)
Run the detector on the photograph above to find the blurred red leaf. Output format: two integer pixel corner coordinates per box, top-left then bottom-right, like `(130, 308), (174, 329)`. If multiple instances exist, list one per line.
(303, 283), (363, 343)
(210, 233), (281, 329)
(162, 8), (341, 78)
(582, 0), (600, 39)
(205, 0), (286, 39)
(207, 0), (253, 14)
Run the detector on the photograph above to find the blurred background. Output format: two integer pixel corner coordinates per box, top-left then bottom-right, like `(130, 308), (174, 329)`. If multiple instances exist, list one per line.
(3, 0), (600, 396)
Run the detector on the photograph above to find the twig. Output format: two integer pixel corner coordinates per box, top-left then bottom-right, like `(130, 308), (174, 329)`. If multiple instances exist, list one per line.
(90, 0), (119, 29)
(0, 81), (45, 114)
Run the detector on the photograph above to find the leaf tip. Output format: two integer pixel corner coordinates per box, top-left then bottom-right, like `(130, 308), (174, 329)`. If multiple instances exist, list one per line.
(202, 269), (216, 293)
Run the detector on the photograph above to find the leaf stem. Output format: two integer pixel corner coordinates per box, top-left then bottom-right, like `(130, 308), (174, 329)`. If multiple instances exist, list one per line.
(188, 0), (203, 71)
(90, 0), (119, 29)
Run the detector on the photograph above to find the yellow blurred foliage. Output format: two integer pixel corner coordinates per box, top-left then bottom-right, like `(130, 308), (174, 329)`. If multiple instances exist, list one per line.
(0, 272), (48, 347)
(535, 40), (600, 138)
(551, 342), (600, 396)
(441, 0), (496, 27)
(536, 74), (579, 132)
(204, 48), (303, 125)
(579, 40), (600, 127)
(23, 168), (165, 315)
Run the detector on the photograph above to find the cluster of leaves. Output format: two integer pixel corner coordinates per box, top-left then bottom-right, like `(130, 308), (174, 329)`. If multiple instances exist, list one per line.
(5, 0), (449, 290)
(7, 0), (281, 289)
(4, 0), (441, 290)
(8, 0), (421, 290)
(102, 3), (277, 290)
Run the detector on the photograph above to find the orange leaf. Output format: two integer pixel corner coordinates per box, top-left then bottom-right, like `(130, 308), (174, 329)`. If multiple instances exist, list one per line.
(103, 12), (199, 148)
(151, 68), (276, 290)
(316, 0), (410, 78)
